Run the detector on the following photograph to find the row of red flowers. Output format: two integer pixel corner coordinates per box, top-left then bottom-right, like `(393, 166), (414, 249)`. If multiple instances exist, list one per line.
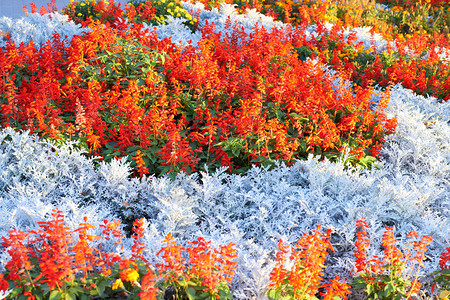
(65, 0), (450, 102)
(213, 0), (450, 100)
(0, 0), (399, 177)
(0, 210), (449, 299)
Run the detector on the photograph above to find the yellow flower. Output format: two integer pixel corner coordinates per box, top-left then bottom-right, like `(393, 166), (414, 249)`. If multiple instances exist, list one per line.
(120, 268), (139, 282)
(80, 2), (85, 6)
(77, 13), (83, 16)
(112, 279), (123, 290)
(439, 290), (450, 299)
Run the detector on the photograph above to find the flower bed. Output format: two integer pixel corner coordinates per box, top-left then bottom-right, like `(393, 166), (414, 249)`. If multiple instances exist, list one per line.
(0, 0), (449, 299)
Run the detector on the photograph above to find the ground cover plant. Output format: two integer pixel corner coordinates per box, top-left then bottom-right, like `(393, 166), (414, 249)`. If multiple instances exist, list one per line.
(0, 0), (449, 299)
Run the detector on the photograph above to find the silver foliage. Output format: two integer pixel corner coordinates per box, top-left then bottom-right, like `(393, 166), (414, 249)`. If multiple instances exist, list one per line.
(0, 12), (90, 49)
(150, 1), (287, 46)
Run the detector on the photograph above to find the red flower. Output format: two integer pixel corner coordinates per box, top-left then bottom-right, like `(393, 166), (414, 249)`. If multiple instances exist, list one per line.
(0, 274), (9, 292)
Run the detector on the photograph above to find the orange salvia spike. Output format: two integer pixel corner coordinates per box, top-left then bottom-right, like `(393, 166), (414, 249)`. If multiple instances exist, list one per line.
(22, 5), (28, 16)
(407, 230), (418, 239)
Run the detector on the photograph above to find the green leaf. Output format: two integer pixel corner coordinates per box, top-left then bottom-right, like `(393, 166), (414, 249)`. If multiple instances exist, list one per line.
(7, 287), (22, 298)
(295, 46), (313, 62)
(351, 282), (367, 290)
(365, 284), (373, 296)
(127, 146), (139, 152)
(40, 284), (51, 296)
(267, 289), (282, 300)
(438, 269), (450, 275)
(217, 288), (233, 300)
(385, 283), (394, 293)
(30, 293), (43, 300)
(49, 290), (63, 300)
(96, 279), (108, 297)
(186, 286), (196, 300)
(177, 279), (188, 288)
(64, 292), (77, 300)
(231, 145), (241, 157)
(68, 286), (84, 295)
(394, 293), (403, 300)
(111, 150), (122, 156)
(105, 65), (114, 76)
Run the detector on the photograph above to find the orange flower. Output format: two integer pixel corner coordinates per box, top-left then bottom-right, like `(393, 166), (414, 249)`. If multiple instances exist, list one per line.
(138, 270), (158, 300)
(120, 268), (140, 283)
(354, 218), (370, 273)
(267, 226), (348, 298)
(131, 218), (148, 263)
(321, 276), (351, 300)
(352, 220), (432, 299)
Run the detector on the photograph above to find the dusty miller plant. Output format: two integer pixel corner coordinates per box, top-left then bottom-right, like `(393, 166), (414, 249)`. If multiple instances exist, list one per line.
(0, 12), (90, 49)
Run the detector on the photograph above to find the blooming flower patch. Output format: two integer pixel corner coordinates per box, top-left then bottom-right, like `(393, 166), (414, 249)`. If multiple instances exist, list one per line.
(0, 0), (449, 299)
